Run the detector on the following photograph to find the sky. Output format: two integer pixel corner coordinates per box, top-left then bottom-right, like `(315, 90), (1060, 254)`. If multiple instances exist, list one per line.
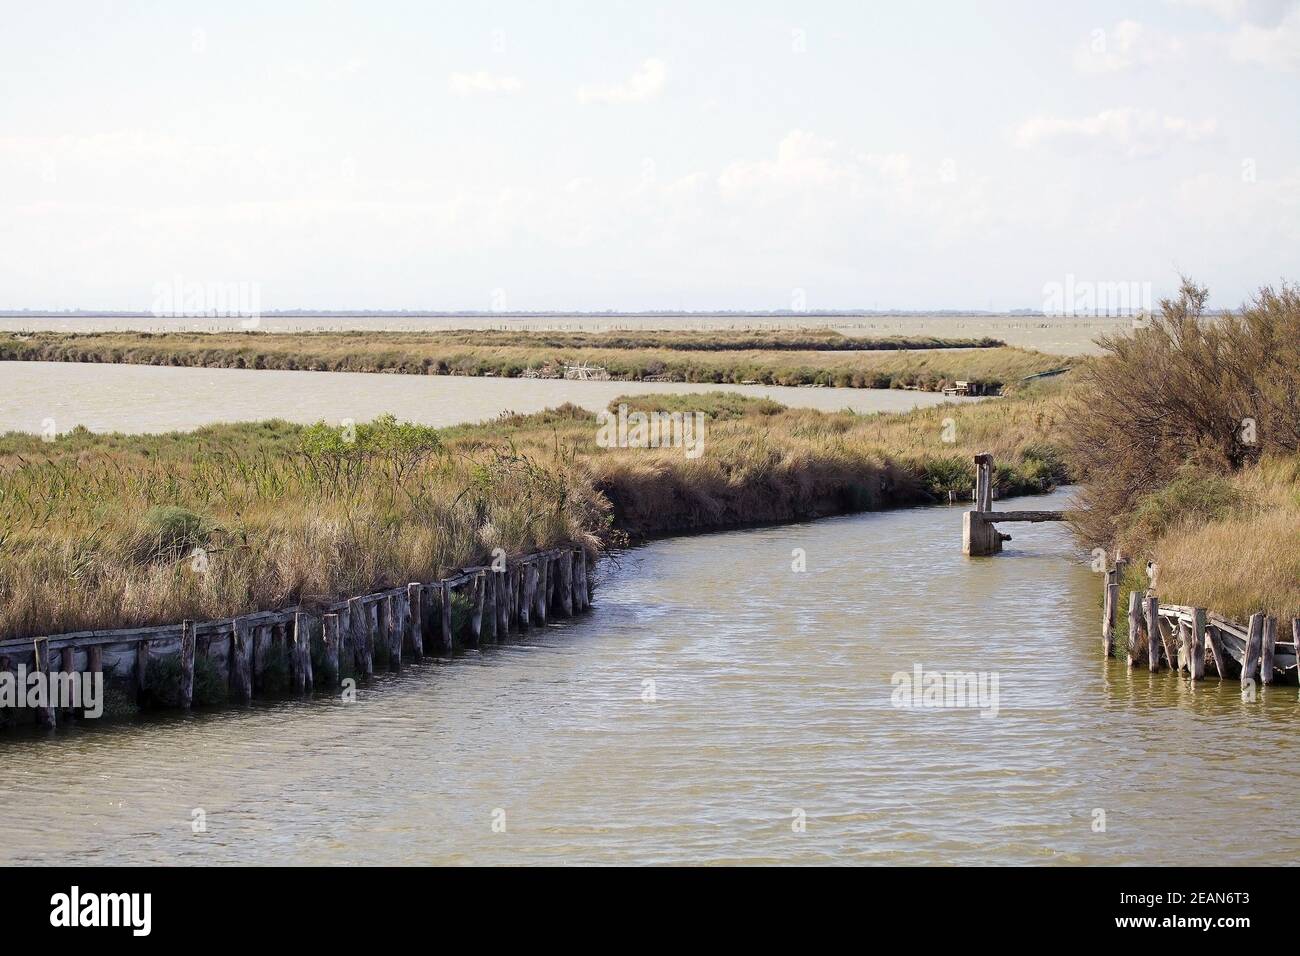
(1, 0), (1297, 312)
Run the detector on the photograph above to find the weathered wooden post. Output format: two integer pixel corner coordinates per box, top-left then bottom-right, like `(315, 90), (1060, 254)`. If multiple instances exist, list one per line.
(1126, 591), (1144, 667)
(496, 569), (510, 636)
(1206, 623), (1230, 679)
(136, 639), (150, 702)
(179, 619), (196, 708)
(483, 571), (497, 642)
(974, 452), (993, 512)
(1189, 608), (1207, 680)
(534, 558), (549, 625)
(559, 551), (574, 617)
(387, 593), (404, 668)
(231, 619), (253, 702)
(439, 580), (453, 651)
(1260, 616), (1277, 685)
(521, 560), (536, 627)
(1144, 597), (1160, 672)
(468, 572), (485, 646)
(32, 637), (55, 728)
(349, 597), (372, 676)
(322, 614), (341, 686)
(292, 613), (312, 697)
(406, 583), (424, 660)
(1157, 615), (1179, 672)
(1241, 612), (1264, 688)
(1102, 566), (1118, 657)
(85, 644), (103, 719)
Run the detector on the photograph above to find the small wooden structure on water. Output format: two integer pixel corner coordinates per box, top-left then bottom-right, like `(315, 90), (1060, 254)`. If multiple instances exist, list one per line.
(0, 547), (593, 729)
(961, 453), (1066, 555)
(1100, 561), (1299, 687)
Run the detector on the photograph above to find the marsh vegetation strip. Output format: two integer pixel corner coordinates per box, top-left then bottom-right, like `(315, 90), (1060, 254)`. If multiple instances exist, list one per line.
(0, 313), (1130, 356)
(0, 361), (966, 434)
(2, 489), (1296, 866)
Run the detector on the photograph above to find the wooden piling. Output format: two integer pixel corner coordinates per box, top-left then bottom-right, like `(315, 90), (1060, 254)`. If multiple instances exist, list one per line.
(179, 619), (196, 708)
(291, 612), (312, 693)
(60, 646), (77, 719)
(322, 614), (341, 686)
(495, 569), (510, 636)
(231, 619), (253, 702)
(32, 637), (55, 728)
(136, 639), (150, 701)
(1145, 596), (1160, 672)
(534, 558), (549, 625)
(1157, 616), (1179, 673)
(1241, 612), (1264, 688)
(1206, 624), (1231, 679)
(521, 560), (536, 628)
(483, 571), (497, 642)
(439, 580), (453, 651)
(469, 572), (485, 646)
(349, 597), (372, 676)
(1260, 616), (1277, 686)
(1126, 591), (1144, 667)
(1189, 608), (1206, 680)
(387, 593), (404, 668)
(406, 583), (424, 660)
(1102, 567), (1117, 657)
(559, 551), (574, 617)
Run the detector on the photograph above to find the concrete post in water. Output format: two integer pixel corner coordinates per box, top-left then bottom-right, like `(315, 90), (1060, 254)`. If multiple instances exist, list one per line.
(349, 597), (372, 676)
(439, 580), (453, 651)
(406, 584), (424, 660)
(231, 619), (253, 702)
(1260, 616), (1277, 685)
(32, 637), (55, 728)
(322, 614), (341, 686)
(1144, 597), (1160, 672)
(1189, 608), (1207, 680)
(1126, 591), (1144, 668)
(179, 619), (196, 708)
(1241, 612), (1264, 688)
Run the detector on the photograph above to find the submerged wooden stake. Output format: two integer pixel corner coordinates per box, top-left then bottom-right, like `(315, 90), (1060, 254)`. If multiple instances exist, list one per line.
(179, 619), (196, 708)
(559, 551), (574, 617)
(521, 560), (536, 628)
(1189, 608), (1206, 680)
(470, 572), (485, 646)
(322, 614), (341, 686)
(534, 558), (549, 625)
(1241, 612), (1264, 688)
(439, 580), (453, 651)
(1206, 624), (1230, 679)
(388, 593), (404, 668)
(231, 619), (253, 702)
(406, 583), (424, 660)
(1145, 596), (1160, 673)
(1260, 616), (1277, 686)
(495, 569), (509, 636)
(32, 637), (55, 728)
(1102, 568), (1117, 657)
(1127, 591), (1143, 668)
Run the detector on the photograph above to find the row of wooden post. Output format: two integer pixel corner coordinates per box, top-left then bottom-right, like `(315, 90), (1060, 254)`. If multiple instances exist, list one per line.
(21, 548), (591, 728)
(1102, 563), (1296, 688)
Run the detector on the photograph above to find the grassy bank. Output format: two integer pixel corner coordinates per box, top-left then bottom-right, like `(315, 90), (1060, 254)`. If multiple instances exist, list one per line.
(0, 385), (1071, 639)
(0, 330), (1067, 393)
(1064, 281), (1300, 624)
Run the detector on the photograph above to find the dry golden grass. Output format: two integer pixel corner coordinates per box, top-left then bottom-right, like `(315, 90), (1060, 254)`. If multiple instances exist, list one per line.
(1152, 455), (1300, 621)
(0, 387), (1072, 639)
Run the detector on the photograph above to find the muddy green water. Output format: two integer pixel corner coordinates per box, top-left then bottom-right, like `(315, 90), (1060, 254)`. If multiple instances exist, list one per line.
(1, 488), (1296, 865)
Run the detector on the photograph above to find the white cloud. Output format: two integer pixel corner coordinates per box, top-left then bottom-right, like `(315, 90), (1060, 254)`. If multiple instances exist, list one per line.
(448, 71), (522, 96)
(1015, 109), (1217, 159)
(577, 58), (665, 104)
(1073, 20), (1186, 72)
(1227, 6), (1300, 69)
